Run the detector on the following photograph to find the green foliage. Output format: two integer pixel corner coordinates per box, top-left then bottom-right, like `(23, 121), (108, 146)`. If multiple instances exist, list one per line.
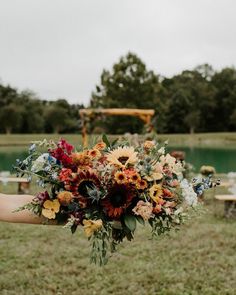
(0, 84), (84, 134)
(90, 53), (236, 134)
(1, 54), (236, 134)
(90, 52), (162, 134)
(0, 104), (22, 134)
(123, 214), (137, 232)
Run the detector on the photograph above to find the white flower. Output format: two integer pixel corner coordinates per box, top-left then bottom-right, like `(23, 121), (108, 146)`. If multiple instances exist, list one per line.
(158, 147), (165, 155)
(31, 153), (50, 172)
(160, 153), (184, 176)
(180, 179), (198, 206)
(160, 153), (176, 167)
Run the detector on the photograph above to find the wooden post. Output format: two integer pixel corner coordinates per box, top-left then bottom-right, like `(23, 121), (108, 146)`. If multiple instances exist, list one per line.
(80, 113), (88, 147)
(79, 108), (155, 147)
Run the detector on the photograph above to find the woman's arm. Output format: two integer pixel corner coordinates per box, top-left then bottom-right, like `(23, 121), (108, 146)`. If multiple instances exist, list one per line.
(0, 193), (45, 224)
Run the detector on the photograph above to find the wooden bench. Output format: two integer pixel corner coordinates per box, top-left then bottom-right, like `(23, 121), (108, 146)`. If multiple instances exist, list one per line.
(0, 177), (30, 194)
(215, 195), (236, 218)
(219, 181), (231, 188)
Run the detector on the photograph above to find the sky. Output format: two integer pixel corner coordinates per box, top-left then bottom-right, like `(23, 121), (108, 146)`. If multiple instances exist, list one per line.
(0, 0), (236, 105)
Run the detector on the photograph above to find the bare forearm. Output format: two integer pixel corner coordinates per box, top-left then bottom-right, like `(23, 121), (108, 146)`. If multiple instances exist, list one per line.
(0, 193), (44, 224)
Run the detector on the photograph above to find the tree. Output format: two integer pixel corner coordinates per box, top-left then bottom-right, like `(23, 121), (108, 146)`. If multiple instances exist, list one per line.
(18, 90), (45, 133)
(0, 104), (22, 134)
(211, 68), (236, 131)
(90, 52), (161, 134)
(0, 83), (18, 107)
(44, 105), (69, 133)
(230, 109), (236, 129)
(162, 69), (215, 133)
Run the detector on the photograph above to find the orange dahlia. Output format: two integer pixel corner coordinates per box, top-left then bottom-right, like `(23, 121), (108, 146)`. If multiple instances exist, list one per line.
(71, 152), (91, 169)
(87, 148), (101, 159)
(93, 141), (106, 151)
(57, 191), (73, 205)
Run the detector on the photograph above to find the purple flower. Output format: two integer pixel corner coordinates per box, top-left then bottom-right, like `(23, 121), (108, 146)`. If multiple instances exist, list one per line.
(33, 191), (50, 205)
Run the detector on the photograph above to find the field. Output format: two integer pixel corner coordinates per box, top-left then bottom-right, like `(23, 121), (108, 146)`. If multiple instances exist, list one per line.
(1, 132), (236, 147)
(0, 133), (236, 294)
(0, 188), (236, 295)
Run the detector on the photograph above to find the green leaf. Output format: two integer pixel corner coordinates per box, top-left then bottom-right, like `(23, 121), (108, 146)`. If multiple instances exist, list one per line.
(135, 215), (145, 226)
(111, 138), (119, 147)
(71, 224), (78, 234)
(102, 134), (111, 148)
(124, 214), (137, 232)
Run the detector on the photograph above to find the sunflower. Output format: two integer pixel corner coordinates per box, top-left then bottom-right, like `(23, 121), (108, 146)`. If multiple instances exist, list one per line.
(72, 169), (100, 206)
(149, 184), (163, 203)
(102, 184), (135, 219)
(106, 146), (138, 168)
(114, 171), (127, 184)
(136, 179), (148, 190)
(129, 172), (141, 184)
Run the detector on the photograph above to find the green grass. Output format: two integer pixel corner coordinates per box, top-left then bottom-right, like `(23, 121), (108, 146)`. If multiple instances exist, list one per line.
(0, 184), (236, 295)
(1, 132), (236, 147)
(1, 134), (236, 294)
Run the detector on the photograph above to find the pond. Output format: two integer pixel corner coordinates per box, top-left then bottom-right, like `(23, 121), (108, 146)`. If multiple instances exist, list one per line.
(166, 146), (236, 174)
(0, 145), (236, 174)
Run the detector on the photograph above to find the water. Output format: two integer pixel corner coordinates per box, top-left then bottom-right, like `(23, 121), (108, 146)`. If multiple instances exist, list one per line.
(0, 147), (28, 172)
(167, 146), (236, 173)
(0, 145), (236, 174)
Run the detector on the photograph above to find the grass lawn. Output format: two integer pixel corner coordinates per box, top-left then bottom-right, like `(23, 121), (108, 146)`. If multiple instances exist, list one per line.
(0, 133), (236, 294)
(0, 183), (236, 295)
(1, 132), (236, 147)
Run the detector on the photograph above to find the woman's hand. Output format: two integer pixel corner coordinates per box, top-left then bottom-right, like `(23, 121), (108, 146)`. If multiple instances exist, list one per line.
(0, 193), (45, 224)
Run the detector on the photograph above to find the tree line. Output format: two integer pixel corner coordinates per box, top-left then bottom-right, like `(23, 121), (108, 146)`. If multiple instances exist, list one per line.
(91, 53), (236, 134)
(0, 86), (84, 134)
(1, 52), (236, 134)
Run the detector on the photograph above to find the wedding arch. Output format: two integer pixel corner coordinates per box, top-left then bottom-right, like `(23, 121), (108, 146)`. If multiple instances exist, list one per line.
(79, 108), (155, 146)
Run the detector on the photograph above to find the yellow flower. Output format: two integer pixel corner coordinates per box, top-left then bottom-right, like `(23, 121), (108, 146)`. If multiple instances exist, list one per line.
(149, 184), (163, 203)
(57, 191), (73, 205)
(145, 172), (163, 182)
(136, 179), (148, 190)
(129, 172), (141, 184)
(114, 171), (127, 184)
(83, 219), (103, 237)
(42, 199), (60, 219)
(106, 146), (138, 168)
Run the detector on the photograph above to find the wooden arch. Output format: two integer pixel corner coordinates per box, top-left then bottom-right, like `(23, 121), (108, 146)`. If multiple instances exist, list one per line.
(79, 108), (155, 146)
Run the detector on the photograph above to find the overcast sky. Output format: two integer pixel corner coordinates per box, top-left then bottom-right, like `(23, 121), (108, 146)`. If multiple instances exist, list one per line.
(0, 0), (236, 105)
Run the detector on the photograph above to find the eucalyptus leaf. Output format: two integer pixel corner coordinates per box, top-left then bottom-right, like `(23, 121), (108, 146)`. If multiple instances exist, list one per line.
(124, 214), (137, 232)
(135, 215), (145, 226)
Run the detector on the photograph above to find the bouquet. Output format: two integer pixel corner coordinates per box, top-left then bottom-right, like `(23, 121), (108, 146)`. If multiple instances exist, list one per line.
(14, 136), (217, 265)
